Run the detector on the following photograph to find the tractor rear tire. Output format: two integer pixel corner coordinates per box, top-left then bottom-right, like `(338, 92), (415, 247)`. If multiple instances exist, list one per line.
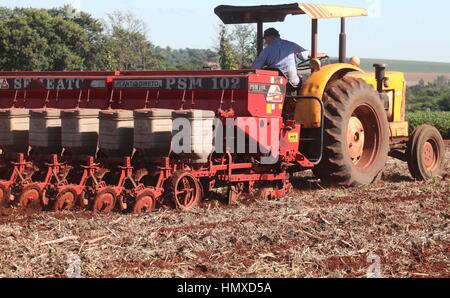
(407, 125), (445, 180)
(314, 77), (390, 187)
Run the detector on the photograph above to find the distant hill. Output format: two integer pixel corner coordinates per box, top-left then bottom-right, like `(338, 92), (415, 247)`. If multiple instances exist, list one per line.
(359, 58), (450, 73)
(354, 58), (450, 86)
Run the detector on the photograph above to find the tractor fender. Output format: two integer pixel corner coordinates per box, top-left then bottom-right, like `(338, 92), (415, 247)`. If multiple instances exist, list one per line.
(295, 63), (364, 128)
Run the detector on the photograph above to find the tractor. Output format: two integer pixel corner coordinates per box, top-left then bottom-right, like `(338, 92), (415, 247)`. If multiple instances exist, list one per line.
(215, 3), (446, 185)
(0, 3), (446, 214)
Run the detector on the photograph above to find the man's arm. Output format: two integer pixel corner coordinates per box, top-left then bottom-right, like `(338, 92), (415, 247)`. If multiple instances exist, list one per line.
(298, 50), (311, 61)
(292, 42), (327, 60)
(290, 41), (307, 54)
(288, 41), (310, 61)
(252, 47), (269, 69)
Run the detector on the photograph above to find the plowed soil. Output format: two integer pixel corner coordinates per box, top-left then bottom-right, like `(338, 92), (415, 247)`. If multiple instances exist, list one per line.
(0, 149), (448, 278)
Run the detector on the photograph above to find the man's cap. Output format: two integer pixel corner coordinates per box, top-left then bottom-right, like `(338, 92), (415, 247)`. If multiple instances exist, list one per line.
(263, 28), (280, 38)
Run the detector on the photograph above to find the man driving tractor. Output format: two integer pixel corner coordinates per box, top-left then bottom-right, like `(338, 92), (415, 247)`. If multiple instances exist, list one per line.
(252, 28), (310, 87)
(252, 27), (327, 88)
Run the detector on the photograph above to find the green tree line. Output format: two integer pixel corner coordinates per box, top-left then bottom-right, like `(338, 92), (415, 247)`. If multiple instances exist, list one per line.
(0, 6), (255, 71)
(2, 5), (448, 114)
(407, 76), (450, 112)
(406, 76), (450, 138)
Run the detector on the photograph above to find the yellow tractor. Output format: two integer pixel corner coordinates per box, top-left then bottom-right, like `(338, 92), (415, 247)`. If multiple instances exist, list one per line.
(215, 2), (446, 185)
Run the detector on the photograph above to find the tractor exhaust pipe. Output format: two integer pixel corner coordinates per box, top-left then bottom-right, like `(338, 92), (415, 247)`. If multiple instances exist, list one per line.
(339, 18), (346, 63)
(373, 63), (388, 93)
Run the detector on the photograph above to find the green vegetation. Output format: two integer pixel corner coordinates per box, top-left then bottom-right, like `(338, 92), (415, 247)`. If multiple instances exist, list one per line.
(230, 25), (257, 68)
(216, 24), (257, 70)
(103, 11), (160, 70)
(0, 6), (220, 71)
(217, 24), (238, 70)
(406, 76), (450, 112)
(156, 47), (218, 70)
(407, 111), (450, 139)
(0, 6), (256, 71)
(0, 6), (112, 71)
(406, 76), (449, 138)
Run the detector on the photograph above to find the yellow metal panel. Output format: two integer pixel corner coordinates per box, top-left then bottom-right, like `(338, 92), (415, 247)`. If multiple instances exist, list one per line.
(347, 72), (395, 118)
(389, 122), (409, 138)
(390, 73), (407, 122)
(295, 64), (363, 128)
(350, 71), (406, 122)
(296, 64), (406, 130)
(348, 72), (377, 88)
(288, 132), (299, 143)
(298, 3), (368, 19)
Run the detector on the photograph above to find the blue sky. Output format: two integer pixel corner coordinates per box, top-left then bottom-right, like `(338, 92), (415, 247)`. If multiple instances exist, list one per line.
(1, 0), (449, 62)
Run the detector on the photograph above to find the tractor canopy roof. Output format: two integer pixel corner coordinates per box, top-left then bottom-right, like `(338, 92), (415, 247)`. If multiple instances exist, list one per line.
(215, 3), (368, 24)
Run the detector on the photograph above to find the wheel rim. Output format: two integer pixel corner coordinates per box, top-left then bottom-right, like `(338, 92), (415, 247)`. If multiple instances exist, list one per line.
(133, 194), (155, 215)
(422, 140), (439, 171)
(347, 116), (365, 165)
(93, 190), (116, 214)
(347, 105), (381, 170)
(175, 175), (199, 209)
(19, 187), (41, 209)
(54, 190), (77, 211)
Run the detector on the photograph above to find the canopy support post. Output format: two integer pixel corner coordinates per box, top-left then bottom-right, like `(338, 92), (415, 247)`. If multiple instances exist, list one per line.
(311, 19), (318, 59)
(339, 18), (347, 63)
(257, 22), (264, 54)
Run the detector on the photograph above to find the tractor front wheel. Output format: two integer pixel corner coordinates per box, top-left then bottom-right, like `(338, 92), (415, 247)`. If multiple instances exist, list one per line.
(314, 77), (390, 187)
(407, 125), (445, 180)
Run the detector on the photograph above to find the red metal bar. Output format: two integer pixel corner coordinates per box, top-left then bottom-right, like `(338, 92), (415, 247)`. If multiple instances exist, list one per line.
(257, 22), (264, 55)
(0, 154), (32, 196)
(218, 173), (288, 182)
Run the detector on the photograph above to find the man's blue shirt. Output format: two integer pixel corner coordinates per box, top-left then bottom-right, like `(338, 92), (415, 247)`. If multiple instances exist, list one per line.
(252, 38), (308, 86)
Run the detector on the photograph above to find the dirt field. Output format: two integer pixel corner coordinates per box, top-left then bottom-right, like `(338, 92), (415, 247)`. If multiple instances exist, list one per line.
(0, 150), (448, 278)
(404, 72), (449, 86)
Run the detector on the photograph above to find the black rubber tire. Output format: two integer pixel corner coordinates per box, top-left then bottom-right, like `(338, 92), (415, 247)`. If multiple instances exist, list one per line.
(406, 125), (427, 179)
(407, 125), (445, 180)
(314, 77), (390, 187)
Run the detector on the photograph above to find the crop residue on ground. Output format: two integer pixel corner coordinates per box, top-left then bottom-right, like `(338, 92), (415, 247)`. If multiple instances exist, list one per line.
(0, 150), (448, 278)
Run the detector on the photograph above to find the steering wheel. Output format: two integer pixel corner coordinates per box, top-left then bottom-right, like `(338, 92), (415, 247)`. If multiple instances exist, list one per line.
(297, 55), (329, 71)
